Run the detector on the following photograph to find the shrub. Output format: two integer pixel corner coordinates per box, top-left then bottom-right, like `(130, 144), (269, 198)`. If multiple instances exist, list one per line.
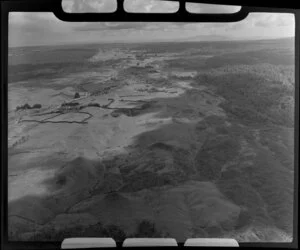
(32, 104), (42, 109)
(28, 226), (84, 241)
(132, 220), (163, 238)
(27, 223), (121, 241)
(16, 103), (31, 111)
(61, 102), (79, 107)
(25, 221), (164, 242)
(56, 175), (67, 187)
(103, 224), (127, 242)
(235, 208), (253, 229)
(87, 102), (100, 107)
(23, 103), (31, 109)
(111, 111), (121, 118)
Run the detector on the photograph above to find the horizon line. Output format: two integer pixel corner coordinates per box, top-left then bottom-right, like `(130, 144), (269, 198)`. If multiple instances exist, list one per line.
(9, 36), (295, 49)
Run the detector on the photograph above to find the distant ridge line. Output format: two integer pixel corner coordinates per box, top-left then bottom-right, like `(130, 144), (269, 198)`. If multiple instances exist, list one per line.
(9, 36), (295, 49)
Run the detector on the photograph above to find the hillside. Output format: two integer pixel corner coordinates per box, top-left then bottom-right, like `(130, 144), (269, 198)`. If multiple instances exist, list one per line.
(8, 38), (295, 243)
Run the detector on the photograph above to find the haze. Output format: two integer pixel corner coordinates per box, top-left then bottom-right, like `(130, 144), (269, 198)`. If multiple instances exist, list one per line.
(9, 0), (295, 47)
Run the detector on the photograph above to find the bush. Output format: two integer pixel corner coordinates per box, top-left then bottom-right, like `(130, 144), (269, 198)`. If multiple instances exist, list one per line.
(32, 104), (42, 109)
(16, 103), (31, 111)
(25, 221), (164, 242)
(87, 102), (100, 107)
(132, 220), (163, 238)
(27, 223), (126, 241)
(61, 102), (79, 107)
(28, 226), (84, 241)
(55, 175), (67, 187)
(111, 111), (121, 118)
(235, 208), (253, 229)
(23, 103), (31, 109)
(103, 224), (127, 242)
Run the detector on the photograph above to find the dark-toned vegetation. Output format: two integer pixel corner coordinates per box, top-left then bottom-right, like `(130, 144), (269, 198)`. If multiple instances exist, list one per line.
(130, 220), (164, 238)
(26, 222), (126, 242)
(87, 102), (100, 107)
(195, 135), (240, 181)
(32, 104), (42, 109)
(204, 49), (294, 69)
(25, 220), (163, 242)
(195, 64), (294, 127)
(16, 103), (42, 111)
(61, 102), (79, 107)
(110, 102), (153, 117)
(121, 171), (166, 192)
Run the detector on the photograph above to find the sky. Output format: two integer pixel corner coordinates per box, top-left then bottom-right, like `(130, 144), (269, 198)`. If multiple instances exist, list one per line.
(8, 0), (295, 47)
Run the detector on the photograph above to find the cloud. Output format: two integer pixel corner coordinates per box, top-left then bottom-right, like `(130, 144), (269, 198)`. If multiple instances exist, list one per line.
(124, 0), (178, 13)
(62, 0), (178, 13)
(62, 0), (117, 13)
(76, 22), (190, 33)
(9, 13), (65, 34)
(254, 14), (277, 27)
(276, 14), (295, 26)
(74, 22), (147, 32)
(8, 11), (295, 47)
(9, 13), (64, 47)
(254, 13), (294, 28)
(63, 0), (180, 32)
(185, 3), (241, 13)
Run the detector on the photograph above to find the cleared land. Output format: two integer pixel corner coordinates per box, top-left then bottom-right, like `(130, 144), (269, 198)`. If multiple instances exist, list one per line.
(8, 38), (294, 242)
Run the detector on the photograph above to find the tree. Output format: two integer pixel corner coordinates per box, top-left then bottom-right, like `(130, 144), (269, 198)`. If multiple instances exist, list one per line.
(23, 103), (31, 109)
(16, 103), (31, 111)
(32, 104), (42, 109)
(103, 225), (127, 242)
(133, 220), (162, 237)
(88, 102), (100, 107)
(74, 92), (80, 99)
